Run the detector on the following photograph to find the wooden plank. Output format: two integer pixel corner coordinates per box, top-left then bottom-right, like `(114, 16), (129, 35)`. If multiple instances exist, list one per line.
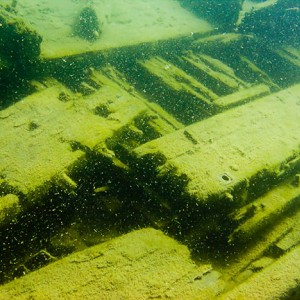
(214, 84), (271, 109)
(220, 245), (300, 300)
(275, 46), (300, 68)
(0, 70), (180, 215)
(0, 228), (224, 300)
(239, 56), (280, 89)
(229, 179), (300, 243)
(132, 84), (300, 206)
(0, 83), (86, 197)
(194, 54), (248, 88)
(2, 0), (212, 59)
(275, 216), (300, 252)
(140, 57), (218, 103)
(183, 53), (247, 91)
(223, 209), (300, 280)
(138, 56), (218, 123)
(192, 33), (252, 50)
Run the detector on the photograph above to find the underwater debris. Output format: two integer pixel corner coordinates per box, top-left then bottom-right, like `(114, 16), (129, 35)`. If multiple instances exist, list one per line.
(238, 0), (300, 46)
(73, 7), (101, 42)
(0, 5), (42, 60)
(179, 0), (243, 31)
(11, 0), (18, 9)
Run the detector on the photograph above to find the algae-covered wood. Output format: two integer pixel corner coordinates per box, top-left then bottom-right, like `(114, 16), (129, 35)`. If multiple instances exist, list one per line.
(220, 244), (300, 300)
(2, 0), (212, 59)
(0, 69), (178, 204)
(229, 179), (300, 243)
(140, 56), (219, 103)
(0, 228), (225, 300)
(133, 84), (300, 204)
(214, 84), (271, 109)
(183, 53), (248, 91)
(223, 208), (300, 281)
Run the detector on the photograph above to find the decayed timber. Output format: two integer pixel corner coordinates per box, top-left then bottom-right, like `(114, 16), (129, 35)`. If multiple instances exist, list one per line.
(274, 216), (300, 252)
(229, 176), (300, 243)
(192, 33), (252, 50)
(220, 244), (300, 300)
(0, 1), (299, 297)
(0, 0), (212, 59)
(0, 69), (179, 225)
(132, 84), (300, 206)
(125, 46), (275, 124)
(223, 208), (300, 281)
(214, 83), (271, 109)
(140, 56), (218, 103)
(183, 52), (249, 92)
(274, 46), (300, 68)
(138, 56), (218, 123)
(0, 228), (225, 300)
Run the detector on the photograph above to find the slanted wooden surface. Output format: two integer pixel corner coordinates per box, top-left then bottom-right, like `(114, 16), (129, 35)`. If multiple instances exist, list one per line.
(0, 228), (224, 300)
(220, 244), (300, 300)
(3, 0), (212, 59)
(0, 69), (179, 203)
(133, 84), (300, 204)
(229, 178), (300, 243)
